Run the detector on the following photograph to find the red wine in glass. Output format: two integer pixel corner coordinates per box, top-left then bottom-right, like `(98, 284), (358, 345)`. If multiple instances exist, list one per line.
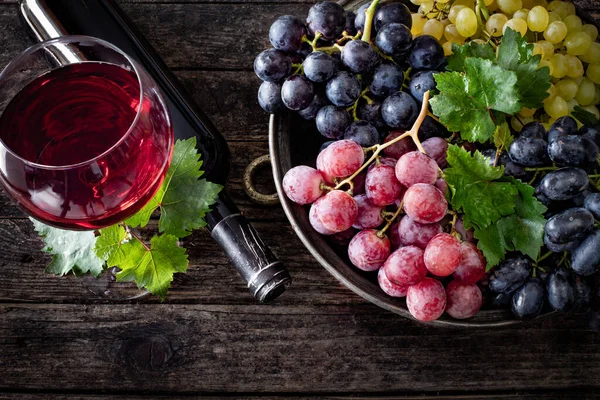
(0, 37), (173, 230)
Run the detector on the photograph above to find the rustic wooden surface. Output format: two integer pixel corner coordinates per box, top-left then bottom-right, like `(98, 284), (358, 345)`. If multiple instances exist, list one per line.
(0, 0), (599, 398)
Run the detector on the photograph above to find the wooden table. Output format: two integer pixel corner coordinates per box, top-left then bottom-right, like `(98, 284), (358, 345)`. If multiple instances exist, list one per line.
(0, 0), (599, 398)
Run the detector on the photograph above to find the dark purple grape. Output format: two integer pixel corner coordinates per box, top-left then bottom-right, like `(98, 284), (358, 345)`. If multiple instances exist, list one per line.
(520, 122), (546, 139)
(489, 257), (532, 294)
(381, 91), (418, 130)
(257, 81), (285, 113)
(306, 1), (346, 40)
(354, 2), (378, 33)
(572, 229), (600, 276)
(345, 10), (357, 35)
(281, 75), (314, 111)
(580, 125), (600, 147)
(343, 121), (380, 147)
(508, 136), (549, 167)
(341, 40), (379, 74)
(538, 167), (589, 201)
(546, 269), (576, 312)
(548, 135), (599, 167)
(572, 189), (590, 207)
(375, 23), (412, 58)
(504, 161), (533, 180)
(303, 51), (336, 83)
(584, 192), (600, 219)
(357, 101), (385, 131)
(374, 3), (412, 31)
(408, 35), (445, 71)
(370, 63), (404, 98)
(298, 90), (330, 120)
(269, 16), (306, 52)
(544, 232), (581, 253)
(545, 207), (594, 244)
(325, 71), (361, 107)
(315, 105), (352, 139)
(254, 49), (292, 83)
(492, 292), (514, 307)
(512, 278), (545, 319)
(548, 116), (578, 142)
(417, 115), (450, 140)
(409, 70), (436, 104)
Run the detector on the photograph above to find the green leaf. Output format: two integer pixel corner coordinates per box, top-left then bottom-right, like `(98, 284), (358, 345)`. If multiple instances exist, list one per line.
(443, 145), (518, 229)
(30, 218), (104, 277)
(493, 122), (514, 152)
(573, 106), (600, 126)
(116, 234), (188, 300)
(447, 41), (495, 72)
(126, 137), (222, 237)
(94, 225), (128, 267)
(430, 58), (521, 143)
(497, 28), (531, 71)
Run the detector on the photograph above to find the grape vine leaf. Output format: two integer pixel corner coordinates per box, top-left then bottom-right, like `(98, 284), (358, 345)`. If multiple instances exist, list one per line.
(115, 234), (188, 300)
(493, 122), (514, 152)
(447, 42), (495, 72)
(572, 106), (600, 126)
(94, 225), (128, 267)
(443, 145), (518, 229)
(126, 137), (222, 237)
(474, 179), (547, 271)
(30, 218), (104, 277)
(430, 58), (521, 143)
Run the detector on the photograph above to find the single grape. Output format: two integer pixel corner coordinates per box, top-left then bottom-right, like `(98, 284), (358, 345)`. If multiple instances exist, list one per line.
(317, 139), (364, 182)
(254, 49), (292, 82)
(587, 64), (600, 85)
(365, 164), (403, 206)
(312, 190), (358, 233)
(396, 216), (442, 250)
(548, 116), (578, 142)
(538, 167), (589, 201)
(406, 278), (447, 322)
(354, 2), (378, 33)
(403, 183), (448, 224)
(258, 81), (285, 113)
(348, 229), (391, 271)
(520, 122), (546, 139)
(352, 194), (384, 229)
(375, 23), (413, 58)
(326, 71), (361, 107)
(421, 137), (448, 168)
(546, 269), (576, 312)
(343, 121), (380, 147)
(357, 102), (386, 131)
(422, 19), (445, 40)
(374, 3), (412, 31)
(548, 135), (599, 167)
(345, 10), (357, 35)
(504, 18), (528, 36)
(408, 35), (445, 70)
(269, 15), (306, 52)
(575, 77), (596, 106)
(582, 23), (599, 41)
(283, 166), (325, 205)
(545, 207), (594, 244)
(571, 229), (600, 276)
(544, 232), (581, 253)
(435, 178), (447, 194)
(316, 105), (352, 139)
(309, 199), (335, 235)
(378, 267), (409, 297)
(564, 32), (593, 56)
(370, 63), (404, 98)
(453, 242), (486, 284)
(341, 40), (379, 74)
(455, 216), (475, 243)
(513, 8), (529, 21)
(497, 0), (522, 15)
(456, 7), (478, 37)
(508, 136), (549, 166)
(409, 71), (437, 105)
(527, 6), (549, 32)
(512, 278), (545, 319)
(543, 21), (568, 44)
(549, 54), (568, 80)
(306, 1), (346, 40)
(281, 75), (314, 111)
(383, 131), (417, 158)
(395, 151), (439, 187)
(411, 13), (428, 35)
(381, 92), (419, 130)
(445, 281), (482, 319)
(303, 51), (337, 83)
(383, 245), (427, 286)
(448, 5), (466, 24)
(580, 125), (600, 147)
(584, 193), (600, 219)
(424, 233), (462, 277)
(488, 257), (532, 293)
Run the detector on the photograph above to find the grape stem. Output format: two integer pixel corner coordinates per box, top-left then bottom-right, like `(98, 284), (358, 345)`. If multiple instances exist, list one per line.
(361, 0), (380, 43)
(447, 210), (460, 239)
(524, 166), (559, 171)
(333, 91), (431, 190)
(535, 250), (553, 266)
(377, 201), (403, 238)
(476, 0), (490, 22)
(124, 225), (150, 251)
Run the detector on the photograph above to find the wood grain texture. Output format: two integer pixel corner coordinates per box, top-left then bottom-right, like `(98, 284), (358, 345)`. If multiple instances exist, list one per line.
(1, 394), (599, 399)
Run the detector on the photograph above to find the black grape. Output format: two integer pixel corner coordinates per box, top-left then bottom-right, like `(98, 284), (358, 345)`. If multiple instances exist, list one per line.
(546, 269), (575, 312)
(571, 229), (600, 276)
(580, 125), (600, 147)
(584, 192), (600, 219)
(303, 51), (337, 83)
(544, 232), (581, 253)
(512, 278), (545, 319)
(357, 101), (386, 131)
(375, 23), (412, 58)
(354, 2), (378, 33)
(306, 1), (346, 40)
(508, 136), (549, 167)
(544, 207), (594, 244)
(418, 115), (451, 140)
(572, 189), (590, 207)
(343, 121), (380, 147)
(547, 116), (578, 142)
(345, 10), (357, 35)
(520, 122), (546, 139)
(254, 49), (292, 83)
(257, 81), (285, 113)
(315, 105), (352, 139)
(281, 75), (314, 111)
(381, 91), (419, 130)
(297, 90), (330, 120)
(269, 16), (306, 52)
(409, 70), (436, 104)
(492, 292), (514, 307)
(489, 257), (532, 294)
(548, 135), (599, 167)
(374, 3), (412, 31)
(341, 40), (379, 74)
(326, 71), (361, 107)
(504, 161), (532, 180)
(370, 63), (404, 98)
(407, 35), (445, 71)
(538, 167), (589, 201)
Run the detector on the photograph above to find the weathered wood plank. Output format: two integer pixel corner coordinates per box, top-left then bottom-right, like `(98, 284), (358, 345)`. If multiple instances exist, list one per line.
(0, 304), (598, 393)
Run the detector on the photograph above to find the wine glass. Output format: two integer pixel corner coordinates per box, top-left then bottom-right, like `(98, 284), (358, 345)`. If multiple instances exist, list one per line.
(0, 35), (174, 230)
